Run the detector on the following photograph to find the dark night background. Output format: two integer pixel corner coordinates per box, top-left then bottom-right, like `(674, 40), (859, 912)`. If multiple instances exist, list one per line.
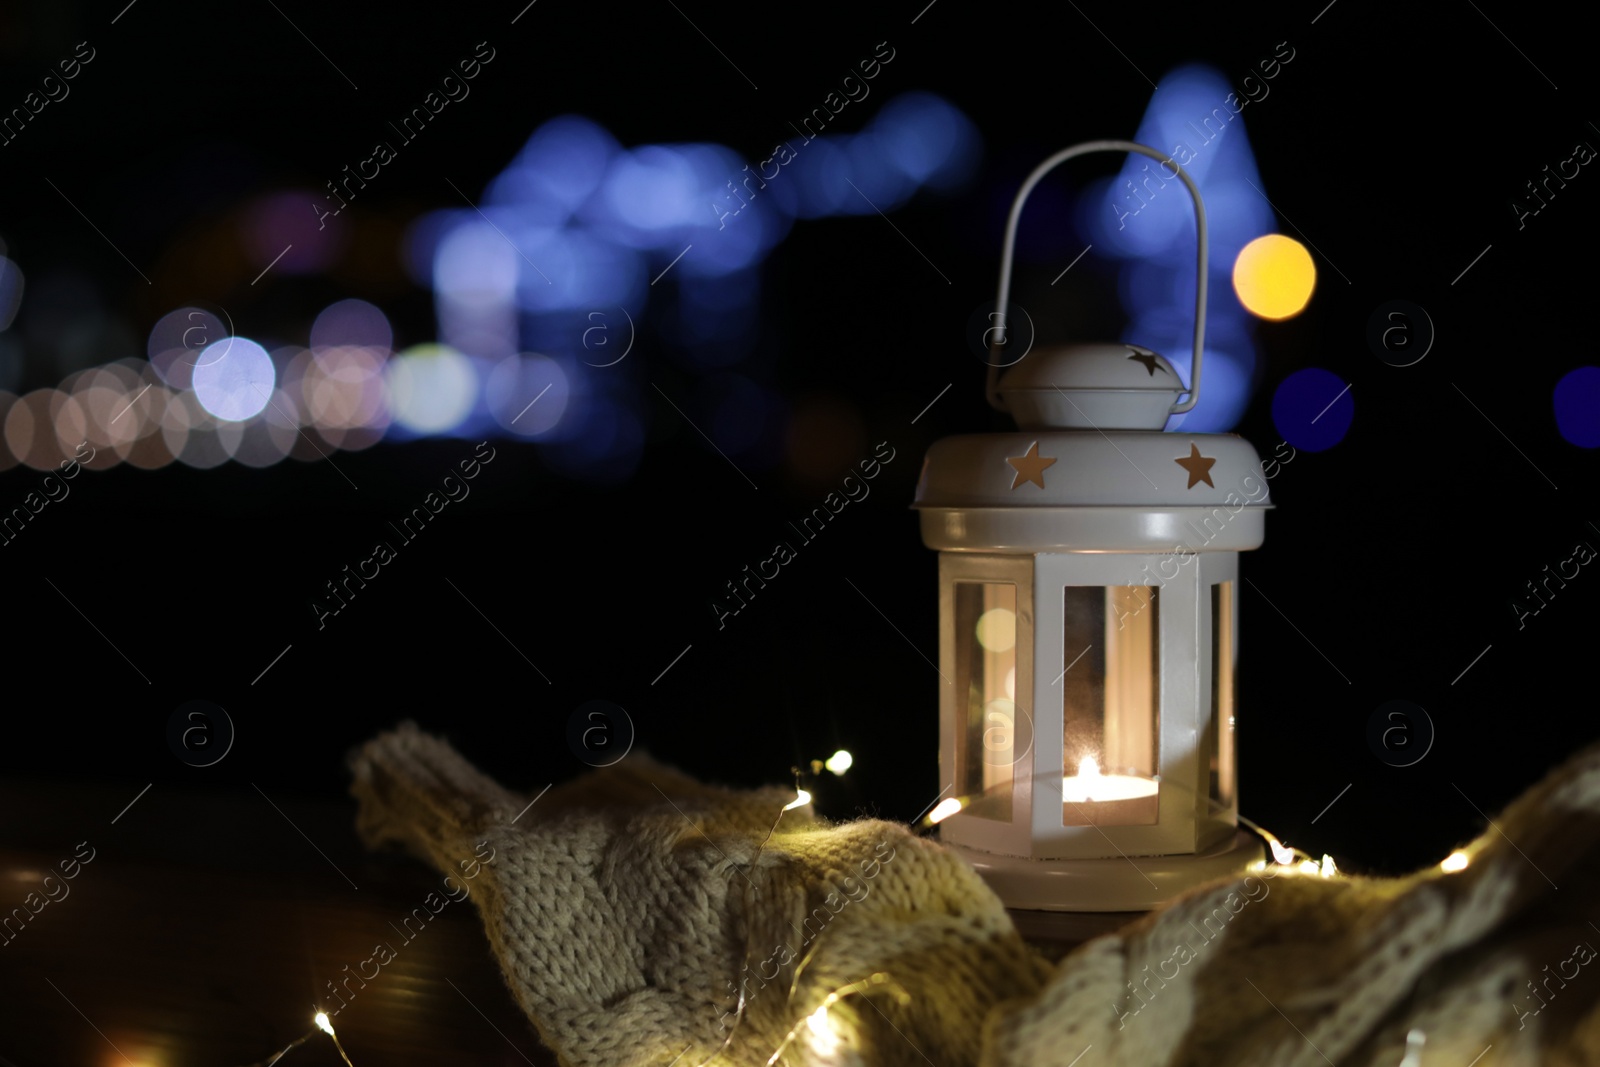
(1, 0), (1596, 887)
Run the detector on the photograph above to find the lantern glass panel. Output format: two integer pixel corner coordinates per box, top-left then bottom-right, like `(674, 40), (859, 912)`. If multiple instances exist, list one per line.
(955, 581), (1019, 821)
(1208, 581), (1237, 811)
(1061, 585), (1159, 827)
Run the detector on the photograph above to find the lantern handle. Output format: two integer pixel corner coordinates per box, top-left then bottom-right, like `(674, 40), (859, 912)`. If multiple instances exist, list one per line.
(986, 139), (1207, 417)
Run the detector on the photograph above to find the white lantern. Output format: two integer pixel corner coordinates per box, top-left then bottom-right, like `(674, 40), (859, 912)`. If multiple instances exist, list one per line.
(915, 141), (1268, 914)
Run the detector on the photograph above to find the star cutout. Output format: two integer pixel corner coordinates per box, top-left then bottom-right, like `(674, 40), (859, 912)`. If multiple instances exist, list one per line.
(1127, 349), (1166, 376)
(1175, 443), (1216, 488)
(1006, 441), (1057, 490)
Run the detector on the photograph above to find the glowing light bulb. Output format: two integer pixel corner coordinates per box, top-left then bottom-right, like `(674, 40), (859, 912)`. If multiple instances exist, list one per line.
(1440, 850), (1469, 873)
(928, 797), (963, 824)
(783, 789), (812, 812)
(1319, 854), (1337, 878)
(824, 750), (853, 775)
(1298, 859), (1320, 875)
(1232, 233), (1316, 320)
(1268, 838), (1296, 866)
(316, 1009), (357, 1066)
(806, 1003), (840, 1054)
(1399, 1029), (1427, 1067)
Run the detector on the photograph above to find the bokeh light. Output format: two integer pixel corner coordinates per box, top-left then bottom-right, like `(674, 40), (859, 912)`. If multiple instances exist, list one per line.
(976, 608), (1017, 652)
(0, 392), (17, 472)
(1080, 63), (1278, 434)
(491, 114), (621, 217)
(1553, 366), (1600, 447)
(486, 353), (569, 437)
(1272, 368), (1352, 452)
(1233, 234), (1315, 320)
(310, 299), (393, 352)
(304, 346), (389, 437)
(192, 337), (275, 422)
(6, 389), (72, 470)
(874, 92), (981, 191)
(0, 95), (984, 472)
(0, 256), (23, 330)
(386, 344), (476, 434)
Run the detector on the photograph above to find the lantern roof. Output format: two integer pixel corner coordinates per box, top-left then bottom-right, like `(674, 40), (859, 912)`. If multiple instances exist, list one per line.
(996, 343), (1188, 431)
(912, 430), (1271, 510)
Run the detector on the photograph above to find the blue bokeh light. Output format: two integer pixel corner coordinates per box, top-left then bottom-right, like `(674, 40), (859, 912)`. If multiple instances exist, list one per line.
(399, 93), (981, 459)
(434, 221), (519, 302)
(1271, 368), (1353, 452)
(1553, 366), (1600, 447)
(1078, 63), (1280, 435)
(486, 353), (570, 438)
(0, 256), (23, 331)
(602, 144), (718, 233)
(873, 92), (981, 191)
(489, 115), (621, 217)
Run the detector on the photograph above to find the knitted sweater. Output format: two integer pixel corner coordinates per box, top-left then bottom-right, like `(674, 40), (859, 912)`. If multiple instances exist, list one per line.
(349, 725), (1600, 1067)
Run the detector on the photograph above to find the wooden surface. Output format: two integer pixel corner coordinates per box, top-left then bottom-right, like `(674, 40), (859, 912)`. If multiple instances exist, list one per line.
(0, 778), (560, 1067)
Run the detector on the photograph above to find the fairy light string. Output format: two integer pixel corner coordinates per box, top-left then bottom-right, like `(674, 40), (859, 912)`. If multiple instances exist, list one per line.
(680, 766), (818, 1067)
(765, 972), (911, 1066)
(235, 1012), (356, 1067)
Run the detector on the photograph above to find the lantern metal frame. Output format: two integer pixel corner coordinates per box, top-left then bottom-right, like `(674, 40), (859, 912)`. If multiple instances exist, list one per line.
(916, 140), (1267, 913)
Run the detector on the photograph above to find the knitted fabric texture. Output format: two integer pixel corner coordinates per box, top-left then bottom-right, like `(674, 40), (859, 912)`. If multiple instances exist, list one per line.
(982, 741), (1600, 1067)
(350, 725), (1600, 1067)
(348, 723), (1051, 1067)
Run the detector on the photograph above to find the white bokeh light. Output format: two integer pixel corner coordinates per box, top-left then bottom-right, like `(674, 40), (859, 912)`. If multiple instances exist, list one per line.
(386, 343), (476, 434)
(192, 337), (275, 422)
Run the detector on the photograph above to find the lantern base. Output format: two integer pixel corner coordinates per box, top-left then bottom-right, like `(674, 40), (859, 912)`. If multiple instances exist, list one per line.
(945, 829), (1264, 913)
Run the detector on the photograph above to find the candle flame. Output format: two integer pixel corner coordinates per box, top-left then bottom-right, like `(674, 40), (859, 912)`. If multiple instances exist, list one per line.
(1077, 756), (1100, 780)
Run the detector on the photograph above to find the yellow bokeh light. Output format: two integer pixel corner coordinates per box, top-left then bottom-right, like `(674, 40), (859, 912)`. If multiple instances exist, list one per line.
(1232, 234), (1316, 320)
(824, 749), (853, 775)
(976, 608), (1017, 652)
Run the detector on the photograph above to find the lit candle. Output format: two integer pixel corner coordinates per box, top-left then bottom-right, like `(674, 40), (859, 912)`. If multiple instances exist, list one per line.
(1060, 756), (1159, 826)
(1061, 756), (1159, 801)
